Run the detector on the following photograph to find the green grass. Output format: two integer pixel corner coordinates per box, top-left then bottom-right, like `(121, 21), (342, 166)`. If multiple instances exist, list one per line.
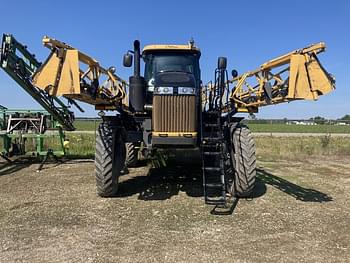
(73, 120), (100, 131)
(64, 133), (95, 157)
(0, 133), (96, 159)
(46, 133), (95, 157)
(64, 134), (350, 160)
(247, 124), (350, 133)
(2, 131), (350, 162)
(255, 136), (350, 160)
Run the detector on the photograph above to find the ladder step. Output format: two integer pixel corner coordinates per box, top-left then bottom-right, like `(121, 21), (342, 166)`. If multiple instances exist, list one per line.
(203, 151), (221, 156)
(202, 144), (218, 148)
(203, 137), (223, 142)
(206, 183), (224, 188)
(204, 167), (221, 172)
(205, 197), (226, 205)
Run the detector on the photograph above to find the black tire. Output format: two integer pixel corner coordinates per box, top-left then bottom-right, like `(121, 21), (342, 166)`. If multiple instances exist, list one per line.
(231, 125), (256, 197)
(125, 142), (139, 167)
(95, 122), (126, 197)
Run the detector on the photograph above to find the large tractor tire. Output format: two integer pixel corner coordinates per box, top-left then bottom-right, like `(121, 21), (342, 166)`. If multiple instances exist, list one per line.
(125, 142), (139, 167)
(95, 122), (126, 197)
(231, 125), (256, 197)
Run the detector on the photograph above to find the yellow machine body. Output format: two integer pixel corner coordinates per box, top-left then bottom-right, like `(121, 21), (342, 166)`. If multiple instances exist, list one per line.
(142, 42), (201, 143)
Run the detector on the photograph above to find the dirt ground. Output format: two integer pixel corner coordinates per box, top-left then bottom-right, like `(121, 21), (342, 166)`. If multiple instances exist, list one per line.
(0, 156), (349, 263)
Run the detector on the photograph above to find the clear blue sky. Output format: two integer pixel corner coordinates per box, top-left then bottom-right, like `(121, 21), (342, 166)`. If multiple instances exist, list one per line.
(0, 0), (349, 119)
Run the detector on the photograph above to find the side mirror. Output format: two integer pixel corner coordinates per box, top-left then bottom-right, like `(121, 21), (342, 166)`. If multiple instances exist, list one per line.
(217, 57), (227, 70)
(123, 53), (133, 67)
(231, 69), (238, 78)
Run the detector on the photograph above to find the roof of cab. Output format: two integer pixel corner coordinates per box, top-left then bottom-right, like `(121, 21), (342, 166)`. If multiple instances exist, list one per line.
(142, 44), (201, 54)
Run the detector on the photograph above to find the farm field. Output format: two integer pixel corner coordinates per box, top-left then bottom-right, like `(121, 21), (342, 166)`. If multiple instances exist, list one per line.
(73, 120), (100, 131)
(0, 152), (349, 262)
(2, 134), (350, 161)
(1, 134), (349, 262)
(48, 135), (350, 159)
(62, 135), (350, 159)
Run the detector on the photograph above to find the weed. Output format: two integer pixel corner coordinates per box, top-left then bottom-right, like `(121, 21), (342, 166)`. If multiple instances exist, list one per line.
(320, 134), (331, 148)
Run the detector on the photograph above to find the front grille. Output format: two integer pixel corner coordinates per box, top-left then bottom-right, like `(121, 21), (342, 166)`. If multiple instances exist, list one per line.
(153, 95), (197, 132)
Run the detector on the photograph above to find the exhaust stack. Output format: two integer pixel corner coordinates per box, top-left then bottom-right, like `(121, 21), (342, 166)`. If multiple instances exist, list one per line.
(129, 40), (145, 112)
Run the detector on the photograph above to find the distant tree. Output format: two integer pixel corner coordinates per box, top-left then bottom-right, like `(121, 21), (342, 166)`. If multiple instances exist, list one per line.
(311, 116), (326, 124)
(340, 114), (350, 121)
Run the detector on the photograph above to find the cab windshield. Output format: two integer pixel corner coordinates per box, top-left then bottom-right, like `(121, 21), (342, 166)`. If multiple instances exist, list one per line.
(143, 52), (200, 85)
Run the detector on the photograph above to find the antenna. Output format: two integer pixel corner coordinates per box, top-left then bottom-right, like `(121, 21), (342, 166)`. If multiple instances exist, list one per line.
(189, 37), (195, 48)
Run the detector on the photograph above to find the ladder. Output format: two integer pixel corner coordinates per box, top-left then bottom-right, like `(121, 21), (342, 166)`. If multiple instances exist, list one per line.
(202, 110), (227, 205)
(201, 63), (230, 206)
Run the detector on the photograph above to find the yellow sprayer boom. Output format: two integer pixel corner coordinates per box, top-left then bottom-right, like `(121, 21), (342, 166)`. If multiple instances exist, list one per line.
(224, 43), (335, 113)
(30, 37), (334, 114)
(32, 37), (128, 109)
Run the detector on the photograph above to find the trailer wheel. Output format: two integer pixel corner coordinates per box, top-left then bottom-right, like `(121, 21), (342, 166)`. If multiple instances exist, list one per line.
(95, 122), (126, 197)
(231, 125), (256, 197)
(125, 142), (139, 167)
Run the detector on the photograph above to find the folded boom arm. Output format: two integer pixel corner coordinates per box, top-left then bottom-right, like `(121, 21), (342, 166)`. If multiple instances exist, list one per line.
(33, 36), (128, 109)
(202, 42), (335, 114)
(0, 34), (76, 130)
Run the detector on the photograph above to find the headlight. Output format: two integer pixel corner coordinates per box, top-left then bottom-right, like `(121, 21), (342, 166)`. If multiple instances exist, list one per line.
(178, 87), (195, 95)
(154, 86), (173, 95)
(147, 78), (155, 92)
